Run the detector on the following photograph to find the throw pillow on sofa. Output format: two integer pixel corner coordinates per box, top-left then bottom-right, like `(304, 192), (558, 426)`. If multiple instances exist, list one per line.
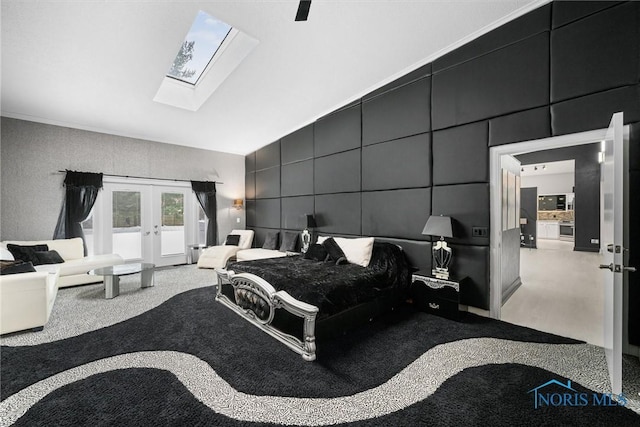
(224, 234), (241, 246)
(6, 244), (49, 265)
(34, 250), (65, 265)
(0, 260), (37, 275)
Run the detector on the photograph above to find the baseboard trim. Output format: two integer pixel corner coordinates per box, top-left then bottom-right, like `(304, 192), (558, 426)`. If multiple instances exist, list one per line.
(502, 277), (522, 304)
(574, 246), (599, 253)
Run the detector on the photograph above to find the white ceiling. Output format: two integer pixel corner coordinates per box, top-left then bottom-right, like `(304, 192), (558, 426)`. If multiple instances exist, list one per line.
(520, 159), (575, 176)
(1, 0), (547, 156)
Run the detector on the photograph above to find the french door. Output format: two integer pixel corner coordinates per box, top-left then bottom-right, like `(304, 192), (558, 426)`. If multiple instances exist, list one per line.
(97, 179), (194, 267)
(599, 112), (634, 394)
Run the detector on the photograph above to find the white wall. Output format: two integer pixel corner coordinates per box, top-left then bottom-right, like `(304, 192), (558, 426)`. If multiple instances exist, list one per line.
(0, 117), (245, 243)
(520, 172), (574, 195)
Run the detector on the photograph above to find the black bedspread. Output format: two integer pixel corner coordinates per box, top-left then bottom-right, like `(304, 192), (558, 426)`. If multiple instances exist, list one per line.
(227, 242), (410, 319)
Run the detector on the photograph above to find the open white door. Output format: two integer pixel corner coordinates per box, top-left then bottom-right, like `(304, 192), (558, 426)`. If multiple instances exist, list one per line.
(599, 111), (631, 394)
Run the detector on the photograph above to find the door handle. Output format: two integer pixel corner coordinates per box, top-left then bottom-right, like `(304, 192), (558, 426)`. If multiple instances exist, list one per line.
(599, 263), (614, 271)
(144, 231), (151, 236)
(154, 230), (159, 235)
(624, 266), (637, 273)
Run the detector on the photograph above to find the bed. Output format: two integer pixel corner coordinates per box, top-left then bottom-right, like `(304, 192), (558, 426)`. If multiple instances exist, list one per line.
(215, 240), (411, 361)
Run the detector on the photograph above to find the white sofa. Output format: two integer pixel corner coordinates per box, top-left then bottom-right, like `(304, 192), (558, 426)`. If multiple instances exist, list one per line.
(197, 230), (254, 269)
(1, 238), (123, 288)
(0, 269), (59, 334)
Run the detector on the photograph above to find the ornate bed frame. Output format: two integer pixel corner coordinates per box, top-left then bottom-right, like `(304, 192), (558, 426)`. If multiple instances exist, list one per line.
(215, 269), (320, 361)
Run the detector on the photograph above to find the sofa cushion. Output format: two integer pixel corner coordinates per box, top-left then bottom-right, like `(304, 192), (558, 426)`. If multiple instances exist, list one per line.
(1, 260), (37, 275)
(7, 244), (49, 265)
(34, 250), (65, 265)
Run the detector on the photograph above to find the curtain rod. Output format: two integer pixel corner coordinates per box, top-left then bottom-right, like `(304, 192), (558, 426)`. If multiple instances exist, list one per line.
(57, 170), (223, 184)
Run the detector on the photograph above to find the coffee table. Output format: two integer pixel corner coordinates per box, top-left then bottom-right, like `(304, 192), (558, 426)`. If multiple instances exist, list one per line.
(91, 263), (155, 299)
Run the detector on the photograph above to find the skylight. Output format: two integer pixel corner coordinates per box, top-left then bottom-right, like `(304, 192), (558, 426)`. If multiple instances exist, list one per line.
(167, 10), (232, 85)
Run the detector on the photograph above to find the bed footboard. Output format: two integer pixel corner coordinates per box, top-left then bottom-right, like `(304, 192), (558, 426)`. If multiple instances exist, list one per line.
(215, 269), (319, 361)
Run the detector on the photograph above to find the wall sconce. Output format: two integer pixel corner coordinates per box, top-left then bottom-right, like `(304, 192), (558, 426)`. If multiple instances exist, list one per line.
(422, 215), (454, 280)
(232, 199), (244, 210)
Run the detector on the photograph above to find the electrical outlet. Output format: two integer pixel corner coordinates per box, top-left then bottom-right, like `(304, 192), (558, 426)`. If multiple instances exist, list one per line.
(472, 227), (488, 237)
(591, 238), (599, 244)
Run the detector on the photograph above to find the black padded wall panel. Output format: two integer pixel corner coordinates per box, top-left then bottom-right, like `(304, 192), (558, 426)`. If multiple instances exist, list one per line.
(362, 77), (431, 145)
(255, 167), (280, 199)
(245, 152), (256, 173)
(376, 237), (432, 272)
(551, 85), (640, 136)
(432, 121), (488, 185)
(362, 133), (431, 191)
(630, 169), (640, 343)
(281, 125), (313, 165)
(631, 123), (640, 171)
(314, 105), (361, 157)
(281, 159), (313, 197)
(361, 188), (430, 240)
(431, 183), (490, 246)
(552, 1), (624, 29)
(245, 200), (256, 227)
(314, 149), (361, 194)
(433, 4), (550, 73)
(432, 32), (549, 130)
(256, 141), (280, 170)
(245, 172), (256, 200)
(489, 107), (551, 147)
(364, 63), (432, 101)
(281, 196), (314, 230)
(254, 199), (280, 229)
(315, 193), (361, 235)
(550, 2), (639, 103)
(450, 244), (490, 309)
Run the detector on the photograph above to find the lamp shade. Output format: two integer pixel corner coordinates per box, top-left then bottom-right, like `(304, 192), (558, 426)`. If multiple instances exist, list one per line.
(232, 199), (243, 209)
(305, 214), (317, 228)
(422, 215), (453, 238)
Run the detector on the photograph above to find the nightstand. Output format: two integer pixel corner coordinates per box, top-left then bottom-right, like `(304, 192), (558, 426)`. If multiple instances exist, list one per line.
(411, 271), (465, 321)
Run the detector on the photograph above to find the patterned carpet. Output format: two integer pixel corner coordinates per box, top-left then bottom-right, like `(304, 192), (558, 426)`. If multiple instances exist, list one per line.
(1, 265), (639, 426)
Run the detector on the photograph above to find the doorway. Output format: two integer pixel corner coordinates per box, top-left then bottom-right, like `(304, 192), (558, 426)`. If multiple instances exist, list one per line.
(92, 177), (196, 267)
(490, 116), (632, 394)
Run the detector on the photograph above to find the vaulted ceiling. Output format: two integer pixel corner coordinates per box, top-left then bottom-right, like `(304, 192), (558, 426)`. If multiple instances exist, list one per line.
(1, 0), (546, 155)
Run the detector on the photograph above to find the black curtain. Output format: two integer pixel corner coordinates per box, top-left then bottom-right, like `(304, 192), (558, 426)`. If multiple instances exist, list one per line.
(191, 181), (217, 246)
(53, 170), (103, 255)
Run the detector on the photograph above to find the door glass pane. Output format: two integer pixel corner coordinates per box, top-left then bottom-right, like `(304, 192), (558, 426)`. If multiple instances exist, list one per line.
(197, 205), (207, 245)
(113, 191), (142, 260)
(161, 192), (185, 256)
(82, 210), (94, 256)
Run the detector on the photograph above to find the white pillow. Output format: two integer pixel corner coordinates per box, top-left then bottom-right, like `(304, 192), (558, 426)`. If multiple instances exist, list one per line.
(1, 247), (14, 260)
(316, 235), (329, 244)
(333, 237), (375, 267)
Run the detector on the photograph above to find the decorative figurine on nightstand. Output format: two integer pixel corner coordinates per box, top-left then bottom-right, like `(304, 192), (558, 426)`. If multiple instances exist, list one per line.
(422, 215), (454, 280)
(300, 214), (317, 253)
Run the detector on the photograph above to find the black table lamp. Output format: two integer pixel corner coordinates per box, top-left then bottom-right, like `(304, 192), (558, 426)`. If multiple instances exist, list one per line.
(422, 215), (454, 280)
(301, 214), (317, 253)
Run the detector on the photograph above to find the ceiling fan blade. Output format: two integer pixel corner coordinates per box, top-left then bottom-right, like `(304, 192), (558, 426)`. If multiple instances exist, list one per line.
(295, 0), (311, 21)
